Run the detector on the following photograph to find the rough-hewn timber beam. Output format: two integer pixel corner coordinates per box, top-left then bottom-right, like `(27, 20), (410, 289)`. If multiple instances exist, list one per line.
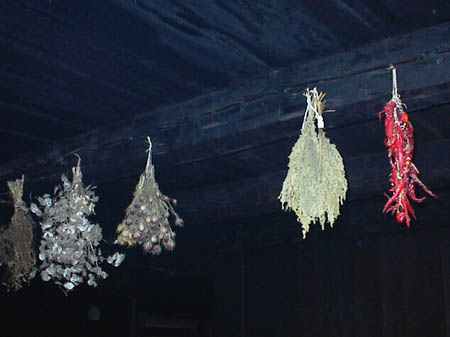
(0, 23), (449, 186)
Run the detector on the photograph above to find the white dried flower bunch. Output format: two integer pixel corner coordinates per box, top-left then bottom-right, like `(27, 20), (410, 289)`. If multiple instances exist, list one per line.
(30, 157), (125, 293)
(116, 137), (183, 255)
(279, 88), (348, 238)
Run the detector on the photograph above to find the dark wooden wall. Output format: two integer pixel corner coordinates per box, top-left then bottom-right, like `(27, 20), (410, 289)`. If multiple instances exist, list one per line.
(213, 227), (450, 337)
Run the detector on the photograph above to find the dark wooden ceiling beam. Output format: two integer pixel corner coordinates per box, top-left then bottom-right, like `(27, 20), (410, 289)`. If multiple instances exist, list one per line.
(0, 34), (169, 117)
(2, 0), (253, 93)
(0, 100), (86, 131)
(0, 23), (449, 189)
(0, 5), (203, 112)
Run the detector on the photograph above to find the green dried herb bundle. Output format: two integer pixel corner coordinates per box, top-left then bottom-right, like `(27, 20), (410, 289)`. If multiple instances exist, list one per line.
(116, 137), (183, 254)
(279, 88), (348, 238)
(0, 177), (36, 291)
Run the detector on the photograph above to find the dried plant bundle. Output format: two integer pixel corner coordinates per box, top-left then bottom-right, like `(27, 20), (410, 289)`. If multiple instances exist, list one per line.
(380, 67), (437, 226)
(0, 177), (36, 291)
(279, 88), (348, 238)
(30, 157), (124, 293)
(116, 137), (183, 254)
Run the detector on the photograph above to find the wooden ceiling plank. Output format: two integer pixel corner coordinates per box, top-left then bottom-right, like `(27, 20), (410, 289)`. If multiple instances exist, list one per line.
(0, 23), (448, 192)
(0, 100), (85, 131)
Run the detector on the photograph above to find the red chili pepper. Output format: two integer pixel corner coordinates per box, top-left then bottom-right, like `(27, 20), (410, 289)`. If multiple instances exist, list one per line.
(396, 212), (405, 223)
(379, 101), (437, 227)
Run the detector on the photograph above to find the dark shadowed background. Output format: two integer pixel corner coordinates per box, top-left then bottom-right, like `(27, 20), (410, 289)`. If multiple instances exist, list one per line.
(0, 1), (449, 336)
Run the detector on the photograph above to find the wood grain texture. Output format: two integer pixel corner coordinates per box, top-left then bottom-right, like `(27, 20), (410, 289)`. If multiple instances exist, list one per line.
(0, 23), (449, 186)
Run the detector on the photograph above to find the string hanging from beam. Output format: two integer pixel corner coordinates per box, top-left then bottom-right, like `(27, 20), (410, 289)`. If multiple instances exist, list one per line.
(279, 88), (348, 238)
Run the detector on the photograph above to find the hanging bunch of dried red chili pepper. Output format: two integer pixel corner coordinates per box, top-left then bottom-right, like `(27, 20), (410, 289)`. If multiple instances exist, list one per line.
(379, 66), (437, 227)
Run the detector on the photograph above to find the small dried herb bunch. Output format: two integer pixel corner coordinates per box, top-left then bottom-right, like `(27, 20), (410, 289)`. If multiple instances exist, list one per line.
(0, 177), (36, 291)
(279, 88), (348, 238)
(30, 157), (125, 293)
(116, 137), (183, 255)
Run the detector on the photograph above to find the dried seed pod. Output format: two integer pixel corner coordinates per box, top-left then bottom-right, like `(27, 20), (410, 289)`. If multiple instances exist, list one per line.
(31, 157), (125, 293)
(116, 137), (182, 254)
